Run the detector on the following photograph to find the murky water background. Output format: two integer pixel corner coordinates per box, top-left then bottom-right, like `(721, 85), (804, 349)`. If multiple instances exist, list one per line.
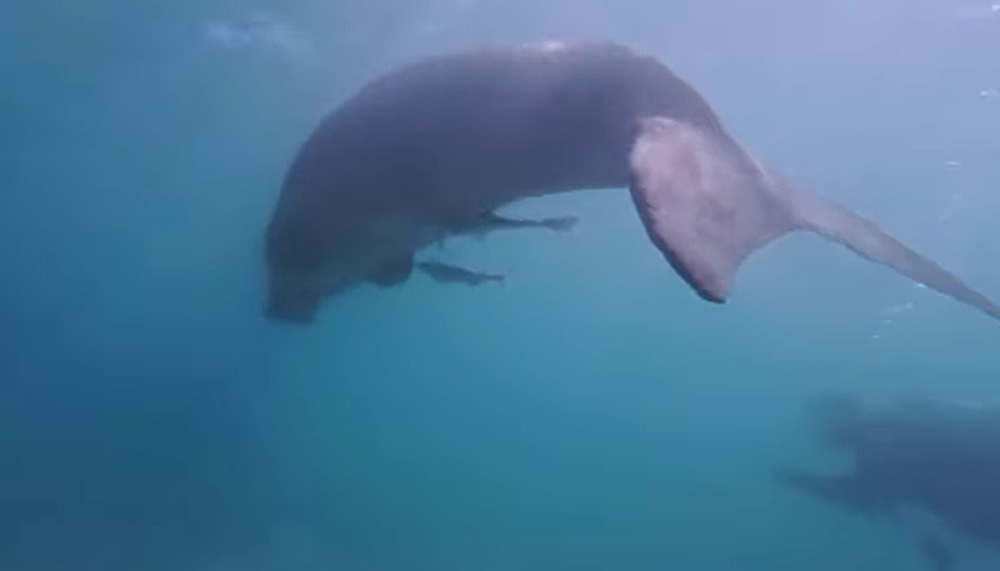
(3, 0), (1000, 569)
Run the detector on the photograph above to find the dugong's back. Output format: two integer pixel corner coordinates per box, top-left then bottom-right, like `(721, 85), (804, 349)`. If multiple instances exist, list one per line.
(270, 42), (723, 234)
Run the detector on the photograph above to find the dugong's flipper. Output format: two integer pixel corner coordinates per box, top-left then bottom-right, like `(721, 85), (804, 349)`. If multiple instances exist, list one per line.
(452, 212), (580, 240)
(480, 213), (579, 233)
(627, 116), (1000, 320)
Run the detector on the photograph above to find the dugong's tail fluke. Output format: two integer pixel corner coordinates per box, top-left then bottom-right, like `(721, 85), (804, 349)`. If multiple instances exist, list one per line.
(627, 116), (1000, 320)
(785, 178), (1000, 320)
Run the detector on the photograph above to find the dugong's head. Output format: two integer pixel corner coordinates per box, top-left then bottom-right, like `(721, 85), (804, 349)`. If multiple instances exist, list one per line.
(807, 393), (865, 450)
(264, 238), (327, 324)
(262, 209), (359, 324)
(263, 206), (424, 324)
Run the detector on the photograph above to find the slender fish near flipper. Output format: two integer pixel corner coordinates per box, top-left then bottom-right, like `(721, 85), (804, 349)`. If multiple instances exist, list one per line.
(416, 261), (507, 286)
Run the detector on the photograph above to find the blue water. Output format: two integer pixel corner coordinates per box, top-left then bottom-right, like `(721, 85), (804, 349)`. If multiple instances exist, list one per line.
(3, 0), (1000, 569)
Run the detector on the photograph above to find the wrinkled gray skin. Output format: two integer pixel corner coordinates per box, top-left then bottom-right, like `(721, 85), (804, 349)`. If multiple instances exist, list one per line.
(264, 40), (1000, 324)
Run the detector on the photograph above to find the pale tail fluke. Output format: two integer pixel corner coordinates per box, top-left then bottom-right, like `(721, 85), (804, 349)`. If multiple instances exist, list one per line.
(626, 116), (1000, 321)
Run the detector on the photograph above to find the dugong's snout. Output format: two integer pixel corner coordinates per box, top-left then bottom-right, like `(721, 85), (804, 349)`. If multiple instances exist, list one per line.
(263, 262), (324, 324)
(263, 222), (332, 323)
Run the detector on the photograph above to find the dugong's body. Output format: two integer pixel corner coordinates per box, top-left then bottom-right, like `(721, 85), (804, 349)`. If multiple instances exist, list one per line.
(264, 40), (1000, 324)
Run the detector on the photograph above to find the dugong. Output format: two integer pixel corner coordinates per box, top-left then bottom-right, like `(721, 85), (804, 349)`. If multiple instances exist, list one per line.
(263, 40), (1000, 324)
(777, 394), (1000, 571)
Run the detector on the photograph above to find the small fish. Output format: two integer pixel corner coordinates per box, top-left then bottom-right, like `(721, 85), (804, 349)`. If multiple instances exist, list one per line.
(416, 261), (506, 286)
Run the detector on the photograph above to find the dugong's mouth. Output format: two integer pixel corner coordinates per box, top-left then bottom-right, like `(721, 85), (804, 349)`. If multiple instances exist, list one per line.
(264, 261), (360, 324)
(264, 270), (323, 324)
(265, 293), (318, 324)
